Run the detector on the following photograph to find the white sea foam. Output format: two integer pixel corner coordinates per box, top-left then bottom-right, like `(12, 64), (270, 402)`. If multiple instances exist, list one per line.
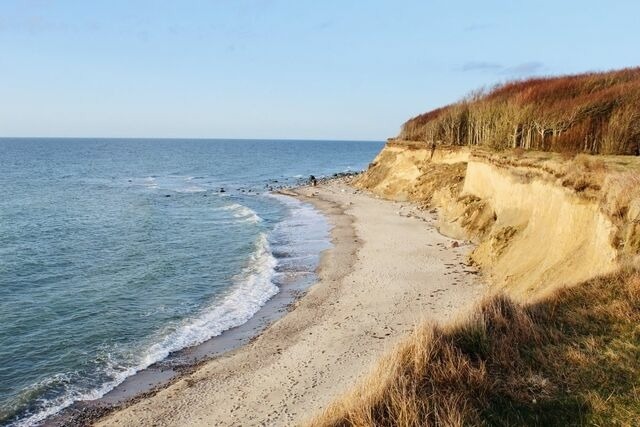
(180, 185), (206, 193)
(12, 365), (138, 427)
(142, 176), (158, 189)
(136, 175), (207, 193)
(165, 176), (206, 193)
(140, 232), (277, 364)
(13, 233), (278, 427)
(217, 203), (263, 224)
(268, 194), (330, 242)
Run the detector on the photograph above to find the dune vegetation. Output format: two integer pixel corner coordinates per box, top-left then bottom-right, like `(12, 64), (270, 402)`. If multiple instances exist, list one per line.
(399, 68), (640, 155)
(310, 268), (640, 426)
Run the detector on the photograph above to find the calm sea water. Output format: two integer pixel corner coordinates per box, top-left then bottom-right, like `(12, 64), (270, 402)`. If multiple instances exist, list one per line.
(0, 138), (383, 426)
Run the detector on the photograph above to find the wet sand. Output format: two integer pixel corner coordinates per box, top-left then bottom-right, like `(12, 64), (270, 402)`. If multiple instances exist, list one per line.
(95, 179), (484, 426)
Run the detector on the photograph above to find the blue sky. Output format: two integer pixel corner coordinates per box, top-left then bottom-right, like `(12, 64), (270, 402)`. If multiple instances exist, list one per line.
(1, 1), (639, 140)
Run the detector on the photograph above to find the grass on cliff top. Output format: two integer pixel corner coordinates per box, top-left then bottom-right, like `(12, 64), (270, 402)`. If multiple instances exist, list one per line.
(309, 268), (640, 426)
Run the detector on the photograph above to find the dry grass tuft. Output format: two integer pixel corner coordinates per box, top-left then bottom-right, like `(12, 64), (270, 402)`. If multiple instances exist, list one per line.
(310, 270), (640, 427)
(512, 147), (526, 158)
(559, 149), (579, 161)
(602, 172), (640, 220)
(575, 154), (608, 173)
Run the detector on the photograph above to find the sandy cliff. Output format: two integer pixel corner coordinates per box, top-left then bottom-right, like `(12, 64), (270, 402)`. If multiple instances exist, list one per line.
(356, 140), (640, 299)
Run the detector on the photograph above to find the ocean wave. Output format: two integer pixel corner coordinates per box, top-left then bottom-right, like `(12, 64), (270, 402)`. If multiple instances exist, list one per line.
(11, 233), (278, 427)
(134, 176), (206, 193)
(141, 232), (277, 363)
(266, 193), (331, 272)
(142, 176), (158, 189)
(10, 361), (137, 427)
(179, 185), (206, 193)
(217, 203), (263, 224)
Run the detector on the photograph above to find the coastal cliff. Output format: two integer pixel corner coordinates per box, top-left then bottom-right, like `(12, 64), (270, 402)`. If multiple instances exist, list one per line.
(313, 85), (640, 425)
(355, 140), (640, 300)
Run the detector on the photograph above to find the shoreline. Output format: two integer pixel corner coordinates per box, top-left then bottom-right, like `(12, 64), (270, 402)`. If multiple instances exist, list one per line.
(88, 177), (484, 426)
(56, 181), (356, 426)
(42, 190), (335, 426)
(45, 269), (323, 426)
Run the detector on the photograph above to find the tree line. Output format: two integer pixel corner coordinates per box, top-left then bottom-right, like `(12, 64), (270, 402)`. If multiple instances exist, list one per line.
(400, 68), (640, 155)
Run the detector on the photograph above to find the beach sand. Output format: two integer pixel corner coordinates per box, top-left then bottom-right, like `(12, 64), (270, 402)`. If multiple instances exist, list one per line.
(96, 179), (484, 426)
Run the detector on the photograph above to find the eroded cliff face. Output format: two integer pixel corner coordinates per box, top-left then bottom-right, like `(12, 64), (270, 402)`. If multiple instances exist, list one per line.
(357, 141), (469, 202)
(356, 140), (638, 299)
(462, 161), (617, 298)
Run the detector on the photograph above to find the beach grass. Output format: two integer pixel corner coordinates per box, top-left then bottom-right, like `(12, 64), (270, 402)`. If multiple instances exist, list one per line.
(310, 268), (640, 426)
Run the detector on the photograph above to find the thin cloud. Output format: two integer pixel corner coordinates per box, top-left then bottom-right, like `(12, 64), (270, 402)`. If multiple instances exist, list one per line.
(0, 15), (72, 34)
(457, 61), (546, 76)
(316, 21), (332, 31)
(502, 61), (545, 75)
(458, 61), (503, 72)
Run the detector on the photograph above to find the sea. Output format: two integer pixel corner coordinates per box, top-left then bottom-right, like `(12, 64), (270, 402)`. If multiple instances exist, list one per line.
(0, 138), (383, 426)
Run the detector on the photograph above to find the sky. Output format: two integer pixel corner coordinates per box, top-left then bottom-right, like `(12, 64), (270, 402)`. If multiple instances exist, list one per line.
(1, 1), (639, 140)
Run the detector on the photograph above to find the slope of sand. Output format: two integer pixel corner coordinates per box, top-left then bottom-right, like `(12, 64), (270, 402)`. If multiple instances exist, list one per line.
(97, 180), (484, 426)
(358, 140), (622, 300)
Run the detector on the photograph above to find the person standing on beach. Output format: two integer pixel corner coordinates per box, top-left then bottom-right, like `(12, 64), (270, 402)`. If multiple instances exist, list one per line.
(309, 175), (317, 186)
(430, 142), (436, 160)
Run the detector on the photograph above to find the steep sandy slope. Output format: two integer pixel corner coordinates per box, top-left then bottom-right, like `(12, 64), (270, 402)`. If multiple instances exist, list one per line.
(357, 141), (468, 201)
(356, 141), (635, 299)
(462, 160), (617, 298)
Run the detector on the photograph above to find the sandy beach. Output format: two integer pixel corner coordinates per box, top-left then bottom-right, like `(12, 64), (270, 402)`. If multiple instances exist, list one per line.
(96, 179), (484, 426)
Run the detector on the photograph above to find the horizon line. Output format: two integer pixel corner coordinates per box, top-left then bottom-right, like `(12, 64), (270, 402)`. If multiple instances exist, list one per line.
(0, 136), (386, 143)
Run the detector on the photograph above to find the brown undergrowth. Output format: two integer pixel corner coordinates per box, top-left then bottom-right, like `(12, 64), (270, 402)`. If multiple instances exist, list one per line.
(310, 269), (640, 426)
(399, 67), (640, 154)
